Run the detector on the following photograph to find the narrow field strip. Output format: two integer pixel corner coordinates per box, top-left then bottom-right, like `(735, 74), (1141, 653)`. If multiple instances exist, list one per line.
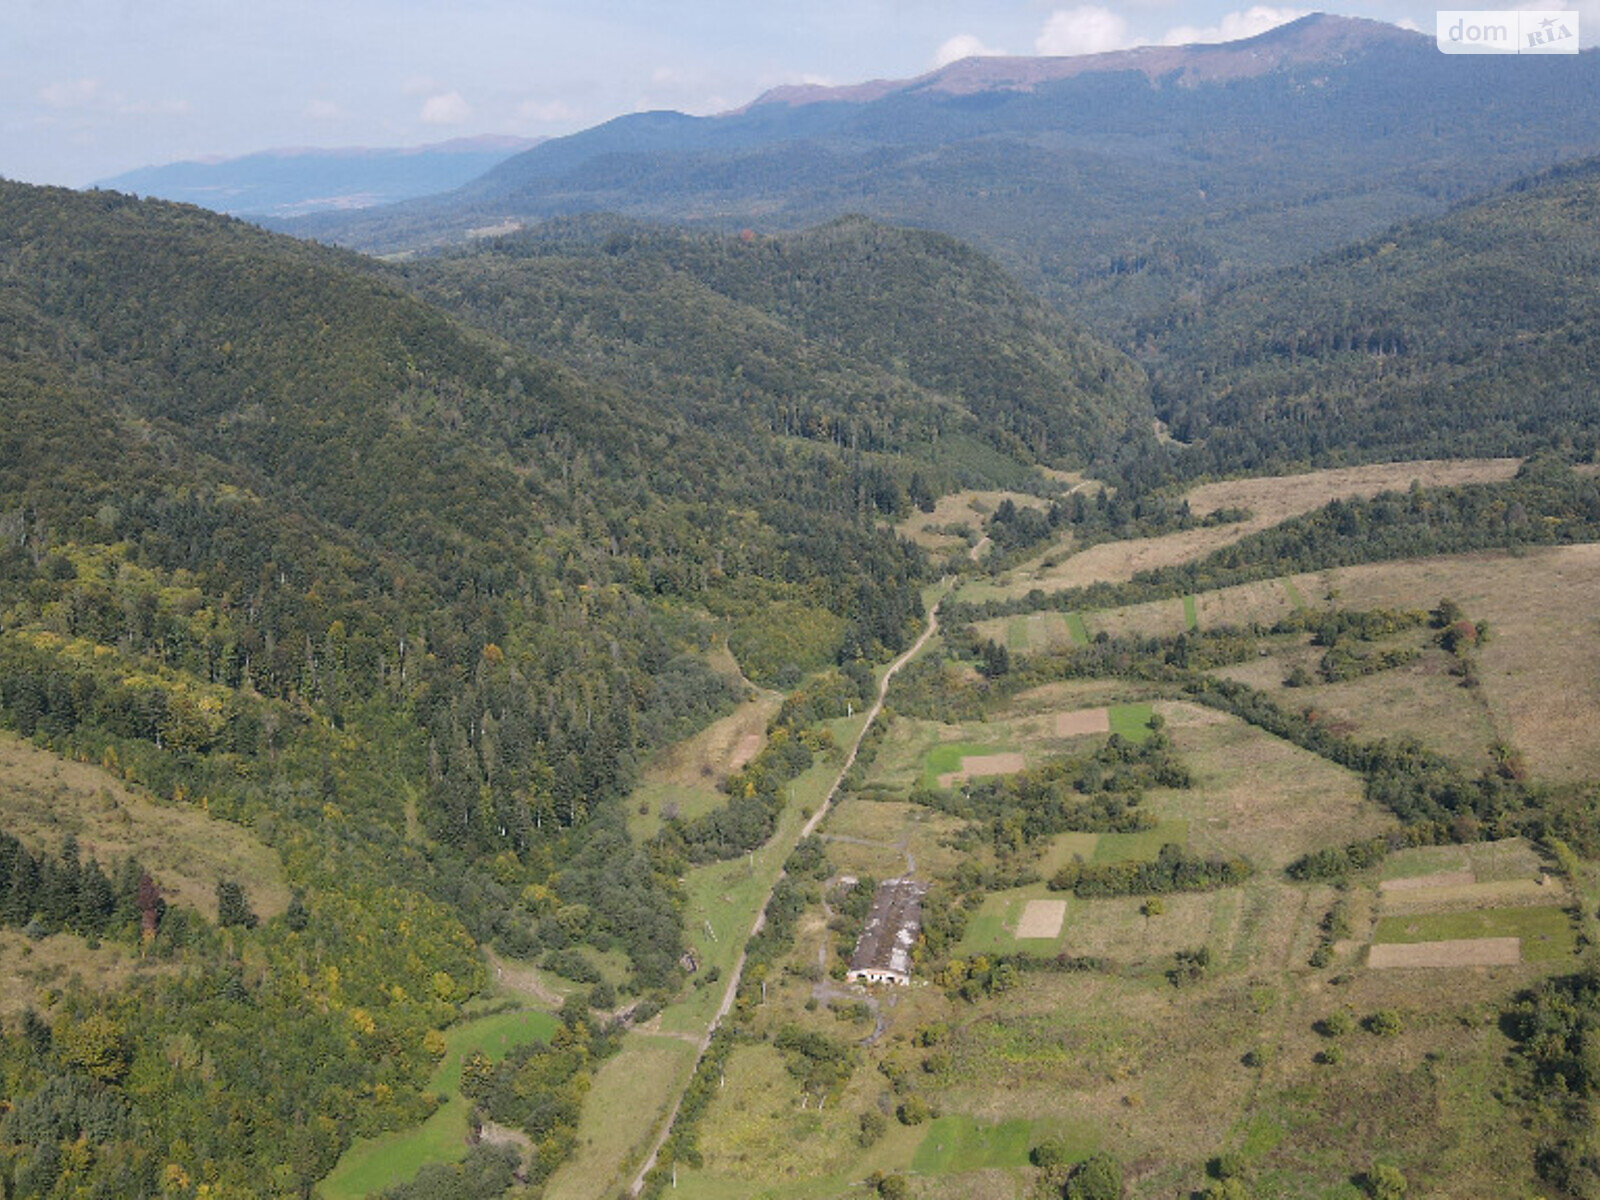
(1368, 938), (1521, 968)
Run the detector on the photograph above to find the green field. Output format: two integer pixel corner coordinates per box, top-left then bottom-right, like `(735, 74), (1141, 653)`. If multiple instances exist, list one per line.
(1093, 818), (1188, 863)
(1371, 905), (1577, 961)
(1066, 612), (1091, 645)
(909, 1115), (1040, 1172)
(542, 1035), (702, 1200)
(1108, 702), (1155, 743)
(322, 1008), (559, 1200)
(1184, 594), (1199, 630)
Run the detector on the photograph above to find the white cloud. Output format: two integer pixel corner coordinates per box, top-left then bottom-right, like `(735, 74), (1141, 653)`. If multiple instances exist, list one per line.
(38, 78), (101, 109)
(303, 99), (344, 121)
(119, 98), (191, 117)
(933, 33), (1004, 67)
(1160, 6), (1308, 45)
(1395, 16), (1423, 31)
(517, 98), (578, 124)
(420, 91), (471, 125)
(1036, 7), (1133, 56)
(651, 65), (705, 87)
(36, 78), (188, 121)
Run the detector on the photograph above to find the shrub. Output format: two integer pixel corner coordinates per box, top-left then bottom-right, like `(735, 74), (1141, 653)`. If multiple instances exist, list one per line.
(896, 1095), (931, 1125)
(1367, 1164), (1407, 1199)
(858, 1108), (888, 1148)
(1067, 1152), (1123, 1200)
(1367, 1010), (1404, 1037)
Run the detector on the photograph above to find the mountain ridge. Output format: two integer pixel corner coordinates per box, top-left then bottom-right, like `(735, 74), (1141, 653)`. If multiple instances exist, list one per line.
(740, 12), (1423, 108)
(272, 15), (1600, 334)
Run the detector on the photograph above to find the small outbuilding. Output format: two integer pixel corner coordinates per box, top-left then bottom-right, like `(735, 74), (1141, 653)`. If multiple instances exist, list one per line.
(846, 878), (927, 986)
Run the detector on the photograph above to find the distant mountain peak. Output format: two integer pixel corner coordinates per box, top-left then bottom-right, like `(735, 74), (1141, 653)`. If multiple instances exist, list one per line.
(740, 13), (1423, 110)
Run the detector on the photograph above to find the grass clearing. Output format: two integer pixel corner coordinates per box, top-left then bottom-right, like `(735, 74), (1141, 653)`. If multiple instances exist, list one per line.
(1092, 819), (1188, 864)
(1107, 702), (1154, 743)
(1154, 711), (1392, 872)
(0, 928), (171, 1019)
(1039, 832), (1102, 876)
(322, 1008), (558, 1200)
(897, 489), (1049, 555)
(542, 1035), (701, 1200)
(910, 1115), (1037, 1173)
(628, 689), (781, 841)
(0, 731), (288, 922)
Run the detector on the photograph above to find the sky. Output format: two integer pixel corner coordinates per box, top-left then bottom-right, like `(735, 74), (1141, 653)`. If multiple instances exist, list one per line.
(3, 0), (1593, 187)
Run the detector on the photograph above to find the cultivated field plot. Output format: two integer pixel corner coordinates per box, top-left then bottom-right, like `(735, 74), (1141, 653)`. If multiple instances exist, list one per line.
(1363, 839), (1577, 966)
(997, 610), (1080, 653)
(1016, 899), (1068, 939)
(0, 731), (288, 922)
(954, 459), (1521, 604)
(1371, 907), (1576, 963)
(1292, 545), (1600, 781)
(859, 718), (1025, 796)
(1368, 938), (1521, 968)
(937, 751), (1026, 788)
(627, 688), (781, 841)
(1055, 707), (1110, 738)
(1380, 837), (1545, 885)
(1001, 680), (1164, 721)
(986, 579), (1304, 656)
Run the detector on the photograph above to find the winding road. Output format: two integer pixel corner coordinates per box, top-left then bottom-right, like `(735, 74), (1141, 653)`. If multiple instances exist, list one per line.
(627, 579), (950, 1195)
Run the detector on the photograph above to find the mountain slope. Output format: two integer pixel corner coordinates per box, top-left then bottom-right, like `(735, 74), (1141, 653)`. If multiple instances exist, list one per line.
(1146, 156), (1600, 472)
(277, 16), (1600, 334)
(401, 216), (1150, 469)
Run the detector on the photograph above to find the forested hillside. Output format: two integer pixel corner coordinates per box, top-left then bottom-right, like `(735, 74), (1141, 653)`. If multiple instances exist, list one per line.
(401, 216), (1149, 470)
(1147, 157), (1600, 473)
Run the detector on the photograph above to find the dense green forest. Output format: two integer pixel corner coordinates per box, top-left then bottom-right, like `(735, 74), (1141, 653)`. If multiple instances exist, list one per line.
(1147, 157), (1600, 473)
(401, 216), (1149, 473)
